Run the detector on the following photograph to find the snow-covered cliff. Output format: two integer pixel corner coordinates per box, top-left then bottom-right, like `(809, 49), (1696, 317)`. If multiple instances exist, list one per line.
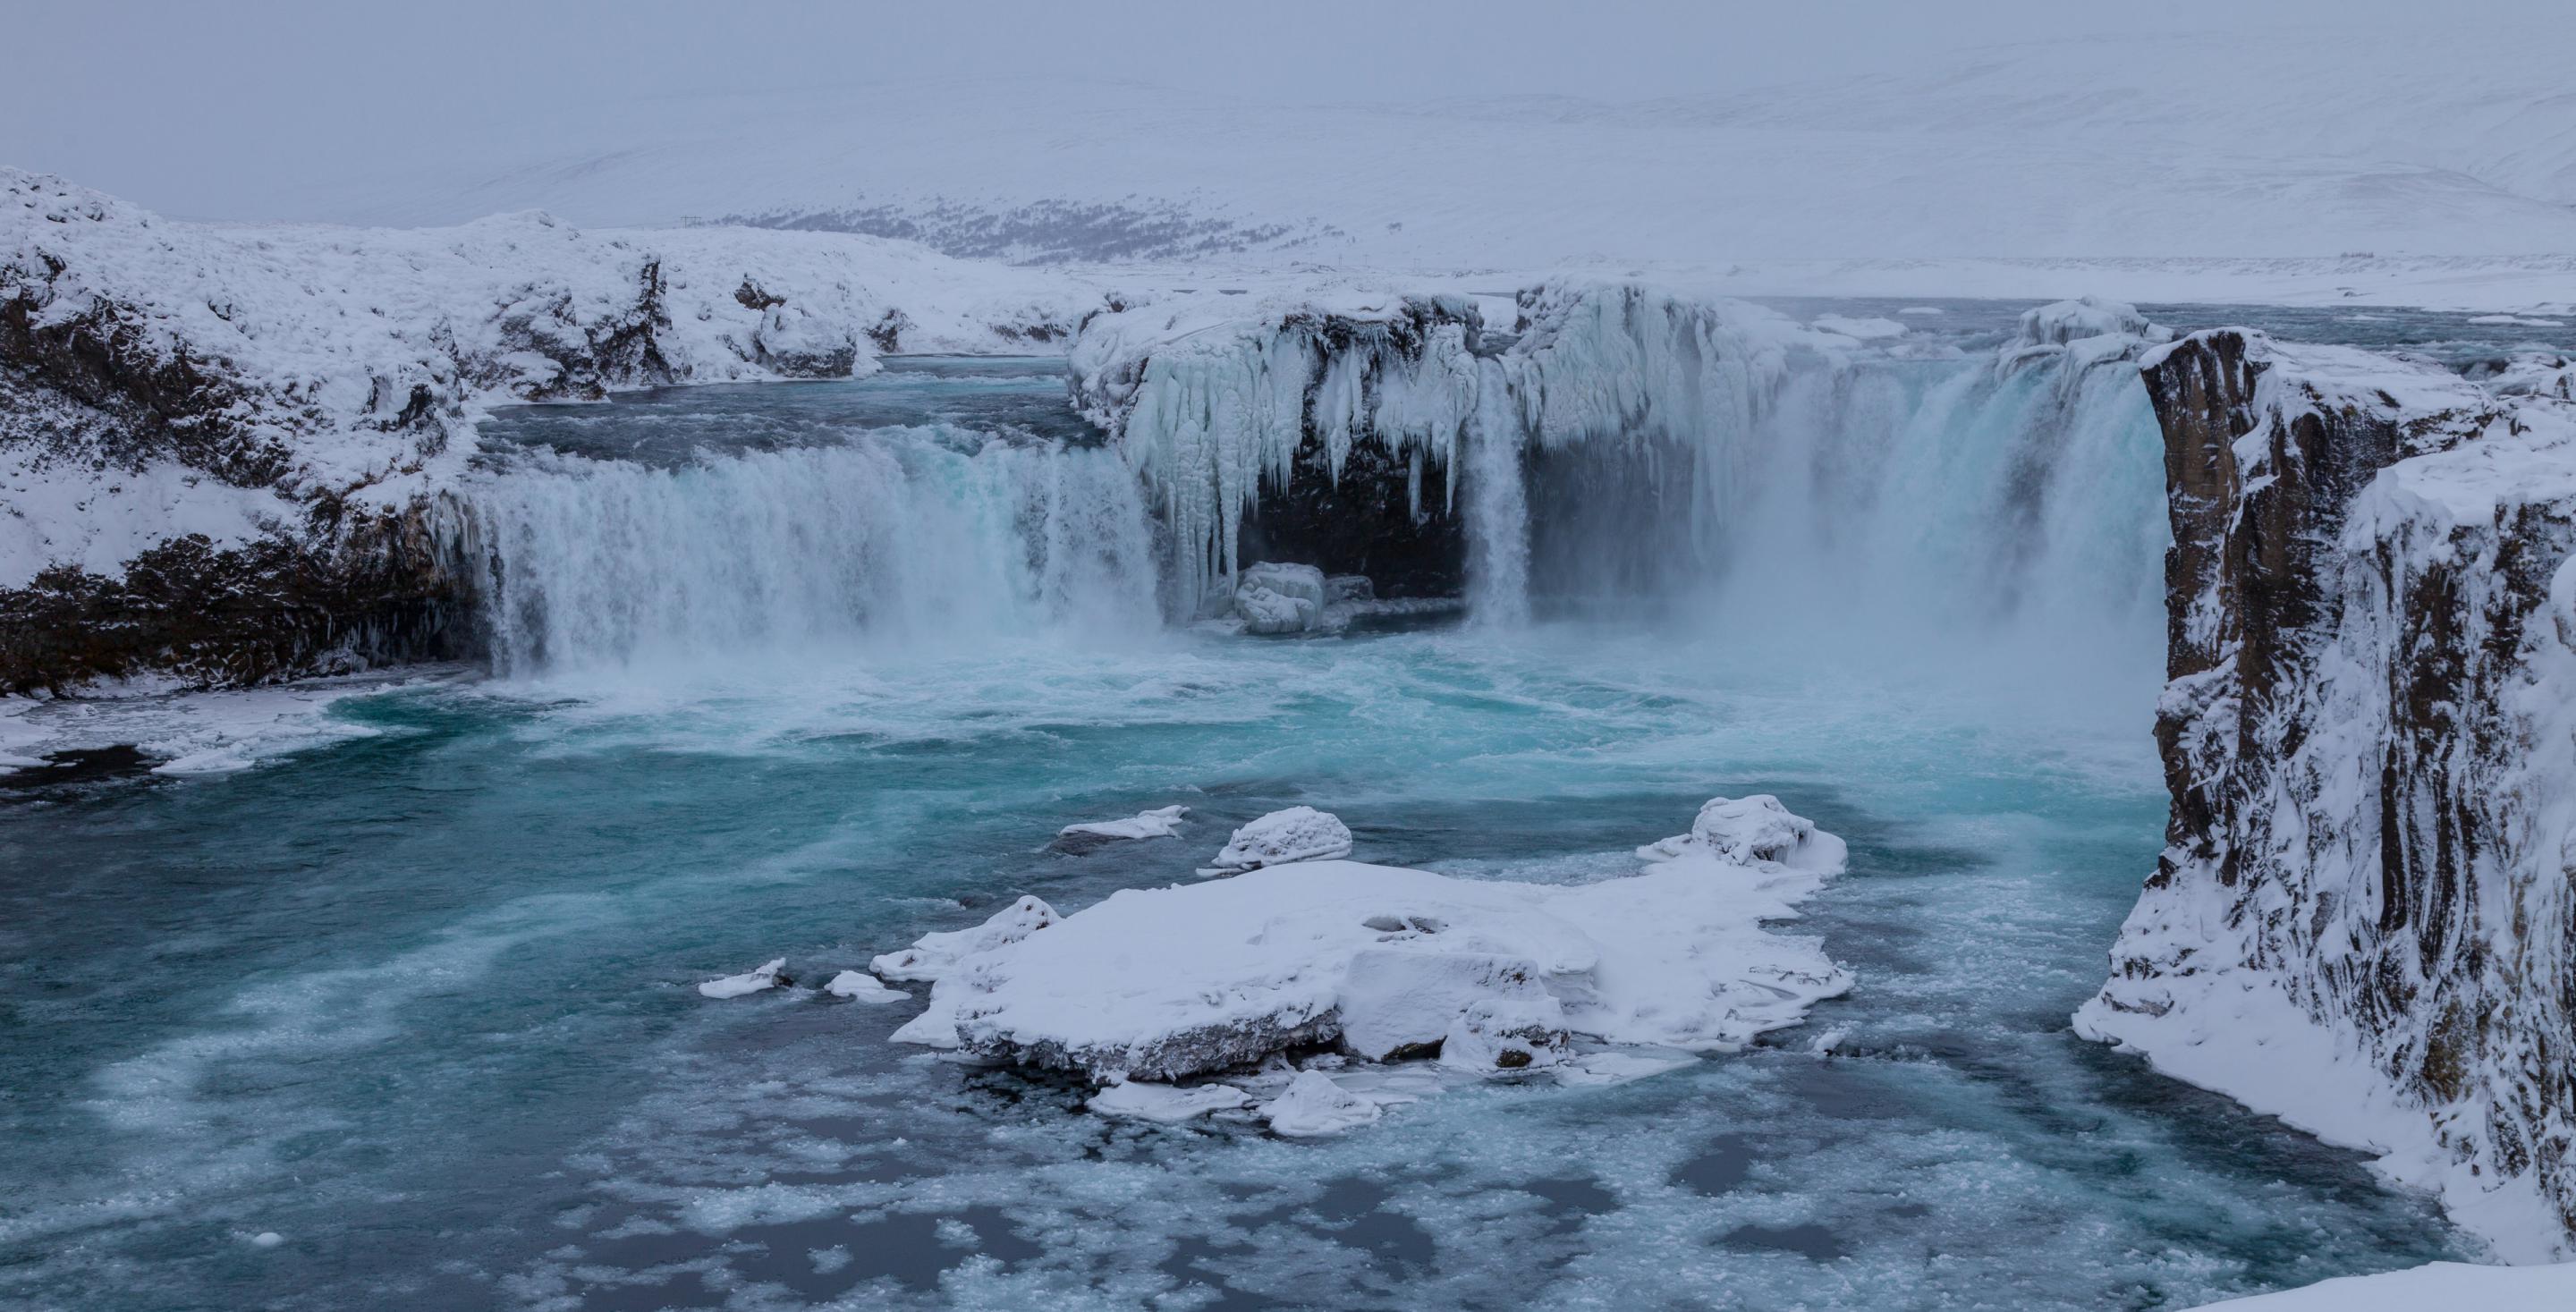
(0, 170), (1094, 690)
(2079, 329), (2576, 1258)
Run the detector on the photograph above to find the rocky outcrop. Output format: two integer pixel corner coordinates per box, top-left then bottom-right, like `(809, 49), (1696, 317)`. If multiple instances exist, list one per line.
(2080, 328), (2576, 1258)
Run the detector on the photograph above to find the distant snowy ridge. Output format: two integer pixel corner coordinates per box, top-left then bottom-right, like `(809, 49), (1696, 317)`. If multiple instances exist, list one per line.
(0, 169), (1096, 690)
(2080, 328), (2576, 1258)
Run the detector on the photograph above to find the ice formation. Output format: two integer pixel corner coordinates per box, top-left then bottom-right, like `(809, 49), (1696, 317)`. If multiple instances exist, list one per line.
(823, 970), (907, 1003)
(887, 797), (1850, 1116)
(1258, 1071), (1385, 1137)
(870, 895), (1059, 984)
(1207, 806), (1354, 873)
(1086, 1079), (1254, 1124)
(2080, 328), (2576, 1258)
(697, 958), (789, 999)
(1051, 805), (1190, 855)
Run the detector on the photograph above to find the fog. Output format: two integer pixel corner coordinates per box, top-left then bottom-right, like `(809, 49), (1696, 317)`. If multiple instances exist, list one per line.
(2, 0), (2547, 224)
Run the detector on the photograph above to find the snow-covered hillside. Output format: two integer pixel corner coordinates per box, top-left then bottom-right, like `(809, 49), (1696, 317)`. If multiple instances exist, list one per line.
(225, 30), (2576, 309)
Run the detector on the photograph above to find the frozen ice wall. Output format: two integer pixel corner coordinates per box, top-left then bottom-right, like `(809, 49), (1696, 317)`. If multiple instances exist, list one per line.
(1077, 285), (2171, 667)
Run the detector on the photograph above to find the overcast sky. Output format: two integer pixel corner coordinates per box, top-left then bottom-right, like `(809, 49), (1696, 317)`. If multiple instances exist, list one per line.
(0, 0), (2539, 222)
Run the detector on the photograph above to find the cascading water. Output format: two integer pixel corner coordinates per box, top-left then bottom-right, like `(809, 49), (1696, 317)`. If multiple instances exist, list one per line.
(438, 424), (1159, 676)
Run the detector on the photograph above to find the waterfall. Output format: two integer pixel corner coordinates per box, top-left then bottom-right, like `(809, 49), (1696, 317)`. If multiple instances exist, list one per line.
(437, 427), (1160, 676)
(1462, 357), (1531, 627)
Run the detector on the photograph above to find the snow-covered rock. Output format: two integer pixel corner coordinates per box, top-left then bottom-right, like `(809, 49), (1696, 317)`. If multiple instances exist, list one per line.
(2183, 1261), (2576, 1310)
(698, 958), (789, 999)
(1637, 794), (1845, 870)
(824, 970), (907, 1003)
(1208, 806), (1353, 873)
(870, 895), (1058, 984)
(891, 797), (1849, 1089)
(1259, 1071), (1384, 1137)
(1051, 805), (1189, 855)
(2080, 327), (2576, 1259)
(1233, 562), (1328, 634)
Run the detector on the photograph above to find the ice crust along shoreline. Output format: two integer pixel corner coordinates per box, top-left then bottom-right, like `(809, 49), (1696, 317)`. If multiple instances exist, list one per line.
(882, 795), (1850, 1130)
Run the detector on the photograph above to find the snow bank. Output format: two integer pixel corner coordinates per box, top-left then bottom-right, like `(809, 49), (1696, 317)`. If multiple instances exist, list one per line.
(698, 959), (788, 999)
(2185, 1262), (2576, 1309)
(889, 797), (1850, 1109)
(1207, 806), (1353, 873)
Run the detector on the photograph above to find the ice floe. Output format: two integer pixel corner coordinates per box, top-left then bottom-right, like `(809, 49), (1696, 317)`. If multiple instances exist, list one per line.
(1259, 1071), (1385, 1137)
(886, 796), (1851, 1133)
(823, 970), (907, 1003)
(1051, 805), (1189, 855)
(1087, 1079), (1255, 1124)
(1207, 806), (1354, 873)
(698, 959), (789, 999)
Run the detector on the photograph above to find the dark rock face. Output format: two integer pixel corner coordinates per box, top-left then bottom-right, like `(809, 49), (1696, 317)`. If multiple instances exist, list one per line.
(1238, 431), (1463, 597)
(2085, 328), (2576, 1252)
(0, 511), (458, 695)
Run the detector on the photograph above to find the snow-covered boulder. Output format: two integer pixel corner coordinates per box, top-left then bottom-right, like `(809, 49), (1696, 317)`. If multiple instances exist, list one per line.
(1050, 805), (1188, 855)
(1259, 1071), (1385, 1137)
(890, 798), (1850, 1091)
(870, 895), (1058, 983)
(1208, 806), (1353, 872)
(824, 970), (907, 1003)
(698, 958), (789, 999)
(1638, 794), (1844, 870)
(1233, 561), (1329, 634)
(1233, 585), (1321, 635)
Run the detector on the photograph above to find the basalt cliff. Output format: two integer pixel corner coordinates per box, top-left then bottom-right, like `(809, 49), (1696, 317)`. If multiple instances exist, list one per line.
(2080, 329), (2576, 1257)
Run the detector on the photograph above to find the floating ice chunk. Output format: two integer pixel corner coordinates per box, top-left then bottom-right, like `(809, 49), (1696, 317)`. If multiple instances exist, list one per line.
(1260, 1071), (1383, 1137)
(1087, 1079), (1254, 1123)
(1208, 806), (1353, 873)
(250, 1232), (284, 1249)
(1052, 805), (1189, 854)
(1635, 794), (1846, 873)
(824, 970), (908, 1003)
(698, 958), (789, 999)
(871, 895), (1058, 982)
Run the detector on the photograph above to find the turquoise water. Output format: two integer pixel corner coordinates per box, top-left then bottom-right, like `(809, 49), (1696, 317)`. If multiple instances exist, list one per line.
(0, 339), (2481, 1310)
